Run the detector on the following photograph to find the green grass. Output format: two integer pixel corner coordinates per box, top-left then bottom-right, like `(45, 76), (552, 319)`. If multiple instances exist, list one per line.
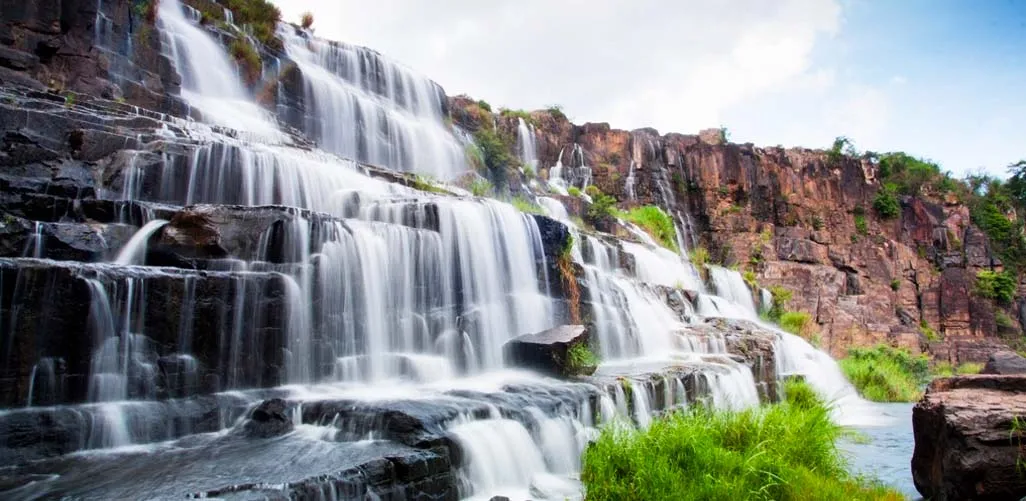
(931, 361), (983, 377)
(468, 178), (493, 197)
(582, 380), (903, 501)
(411, 175), (448, 194)
(688, 246), (710, 269)
(619, 205), (679, 253)
(839, 345), (929, 402)
(779, 311), (813, 336)
(567, 186), (582, 197)
(511, 196), (545, 215)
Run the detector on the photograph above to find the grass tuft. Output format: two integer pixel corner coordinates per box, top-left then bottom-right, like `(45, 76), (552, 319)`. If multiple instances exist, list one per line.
(620, 205), (679, 253)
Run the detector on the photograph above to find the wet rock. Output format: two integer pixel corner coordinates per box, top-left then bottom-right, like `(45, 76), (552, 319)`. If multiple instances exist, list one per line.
(912, 375), (1026, 500)
(982, 350), (1026, 375)
(242, 398), (293, 438)
(503, 325), (596, 378)
(488, 496), (511, 501)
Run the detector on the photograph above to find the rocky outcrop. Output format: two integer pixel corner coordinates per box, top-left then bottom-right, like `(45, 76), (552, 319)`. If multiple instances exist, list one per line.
(503, 325), (596, 377)
(982, 351), (1026, 375)
(912, 375), (1026, 500)
(241, 398), (293, 438)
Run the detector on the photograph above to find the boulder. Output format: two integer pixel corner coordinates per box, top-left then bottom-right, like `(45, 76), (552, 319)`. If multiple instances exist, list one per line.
(503, 325), (596, 378)
(912, 375), (1026, 500)
(982, 351), (1026, 375)
(241, 398), (294, 438)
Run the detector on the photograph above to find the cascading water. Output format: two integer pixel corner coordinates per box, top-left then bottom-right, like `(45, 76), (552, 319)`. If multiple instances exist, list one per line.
(0, 4), (888, 499)
(279, 27), (467, 179)
(517, 118), (539, 174)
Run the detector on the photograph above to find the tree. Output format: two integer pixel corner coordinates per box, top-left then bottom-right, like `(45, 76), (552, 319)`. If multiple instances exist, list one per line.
(301, 12), (314, 30)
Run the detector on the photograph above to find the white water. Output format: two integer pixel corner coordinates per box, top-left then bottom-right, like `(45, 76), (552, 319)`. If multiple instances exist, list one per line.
(113, 220), (168, 265)
(708, 266), (758, 314)
(517, 118), (539, 174)
(157, 0), (283, 141)
(279, 28), (467, 178)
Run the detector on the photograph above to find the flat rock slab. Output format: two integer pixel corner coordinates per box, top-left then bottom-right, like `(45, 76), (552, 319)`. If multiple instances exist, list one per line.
(982, 350), (1026, 375)
(503, 325), (591, 378)
(912, 375), (1026, 500)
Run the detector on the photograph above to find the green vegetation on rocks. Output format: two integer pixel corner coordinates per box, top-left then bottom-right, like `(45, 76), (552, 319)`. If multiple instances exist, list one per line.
(839, 345), (929, 402)
(566, 342), (599, 375)
(511, 196), (545, 215)
(976, 270), (1017, 304)
(582, 380), (903, 501)
(618, 205), (679, 253)
(931, 361), (983, 377)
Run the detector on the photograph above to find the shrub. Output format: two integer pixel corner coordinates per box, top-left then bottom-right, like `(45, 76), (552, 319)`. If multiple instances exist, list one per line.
(511, 196), (545, 215)
(890, 279), (901, 291)
(780, 311), (813, 337)
(812, 215), (824, 230)
(472, 127), (514, 175)
(522, 165), (535, 178)
(223, 0), (282, 49)
(621, 205), (679, 253)
(547, 104), (566, 121)
(499, 107), (533, 124)
(840, 345), (929, 402)
(300, 11), (314, 29)
(920, 321), (940, 342)
(976, 270), (1017, 304)
(567, 186), (582, 197)
(582, 380), (902, 501)
(475, 99), (492, 112)
(743, 270), (758, 288)
(766, 285), (793, 322)
(873, 188), (900, 219)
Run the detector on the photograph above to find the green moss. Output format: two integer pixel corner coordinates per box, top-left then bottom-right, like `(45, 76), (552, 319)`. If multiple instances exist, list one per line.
(840, 345), (929, 402)
(567, 186), (582, 197)
(620, 205), (679, 253)
(582, 380), (903, 501)
(919, 321), (941, 342)
(854, 213), (868, 234)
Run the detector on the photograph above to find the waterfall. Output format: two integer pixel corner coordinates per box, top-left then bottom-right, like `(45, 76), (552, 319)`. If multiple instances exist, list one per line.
(157, 0), (283, 140)
(113, 220), (169, 265)
(279, 28), (467, 179)
(708, 266), (758, 315)
(517, 118), (538, 174)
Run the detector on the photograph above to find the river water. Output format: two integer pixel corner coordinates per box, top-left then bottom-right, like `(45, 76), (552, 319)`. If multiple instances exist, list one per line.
(841, 402), (918, 499)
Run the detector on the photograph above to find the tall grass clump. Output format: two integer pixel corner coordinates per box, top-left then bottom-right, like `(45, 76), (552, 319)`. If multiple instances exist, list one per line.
(620, 205), (679, 253)
(582, 380), (903, 501)
(839, 345), (929, 402)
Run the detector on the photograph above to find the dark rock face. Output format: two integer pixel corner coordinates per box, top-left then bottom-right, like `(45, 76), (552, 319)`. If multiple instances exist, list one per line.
(982, 351), (1026, 375)
(503, 325), (595, 377)
(241, 398), (294, 438)
(912, 375), (1026, 500)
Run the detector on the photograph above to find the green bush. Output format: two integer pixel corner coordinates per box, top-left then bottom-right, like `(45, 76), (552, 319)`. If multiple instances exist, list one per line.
(890, 279), (901, 291)
(779, 311), (813, 336)
(976, 270), (1017, 304)
(743, 270), (758, 288)
(919, 321), (940, 342)
(688, 246), (710, 269)
(566, 342), (598, 374)
(582, 380), (902, 501)
(872, 188), (900, 219)
(222, 0), (282, 49)
(472, 127), (515, 175)
(765, 285), (793, 322)
(547, 104), (566, 121)
(621, 205), (679, 253)
(567, 186), (582, 197)
(475, 99), (491, 112)
(840, 345), (929, 402)
(229, 38), (262, 85)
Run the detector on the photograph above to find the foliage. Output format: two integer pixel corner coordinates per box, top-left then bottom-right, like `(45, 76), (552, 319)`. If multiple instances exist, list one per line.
(472, 127), (516, 184)
(688, 246), (710, 269)
(779, 311), (813, 337)
(547, 104), (567, 121)
(997, 310), (1019, 330)
(718, 126), (730, 143)
(567, 342), (599, 374)
(511, 196), (545, 215)
(499, 107), (534, 124)
(932, 361), (984, 377)
(854, 213), (868, 234)
(620, 206), (679, 253)
(919, 321), (941, 342)
(765, 285), (794, 322)
(300, 11), (314, 29)
(475, 99), (492, 112)
(567, 186), (582, 197)
(229, 38), (262, 86)
(976, 270), (1017, 304)
(743, 270), (758, 289)
(827, 136), (857, 165)
(585, 187), (619, 223)
(582, 380), (902, 501)
(522, 164), (535, 178)
(468, 178), (493, 197)
(872, 186), (901, 219)
(223, 0), (282, 49)
(840, 345), (929, 402)
(876, 152), (950, 196)
(411, 175), (448, 194)
(811, 215), (824, 231)
(890, 279), (901, 292)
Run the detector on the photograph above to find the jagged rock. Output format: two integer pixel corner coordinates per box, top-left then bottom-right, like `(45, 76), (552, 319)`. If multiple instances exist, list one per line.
(503, 325), (595, 377)
(912, 375), (1026, 500)
(488, 496), (511, 501)
(242, 398), (293, 438)
(982, 351), (1026, 375)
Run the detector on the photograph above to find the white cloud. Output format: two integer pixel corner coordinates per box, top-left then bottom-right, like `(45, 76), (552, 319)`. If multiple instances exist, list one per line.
(273, 0), (842, 133)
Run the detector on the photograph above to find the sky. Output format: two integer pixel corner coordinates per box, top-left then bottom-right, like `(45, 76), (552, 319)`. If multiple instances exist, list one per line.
(271, 0), (1026, 177)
